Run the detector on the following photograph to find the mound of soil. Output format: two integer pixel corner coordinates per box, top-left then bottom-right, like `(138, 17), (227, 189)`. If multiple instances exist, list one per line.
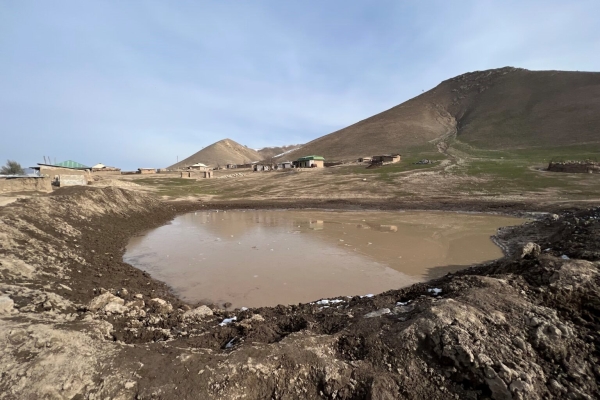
(0, 187), (598, 399)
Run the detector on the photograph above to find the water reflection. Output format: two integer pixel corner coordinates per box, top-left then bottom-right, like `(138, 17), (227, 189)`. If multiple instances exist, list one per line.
(125, 210), (524, 308)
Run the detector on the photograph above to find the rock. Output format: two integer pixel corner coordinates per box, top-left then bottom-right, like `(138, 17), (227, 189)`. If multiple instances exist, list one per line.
(149, 298), (173, 314)
(0, 295), (15, 314)
(124, 381), (136, 389)
(126, 299), (145, 309)
(182, 305), (213, 321)
(364, 308), (391, 318)
(509, 379), (530, 393)
(118, 288), (129, 298)
(521, 242), (541, 258)
(134, 294), (143, 299)
(250, 314), (265, 322)
(104, 302), (127, 314)
(88, 292), (124, 312)
(485, 375), (512, 400)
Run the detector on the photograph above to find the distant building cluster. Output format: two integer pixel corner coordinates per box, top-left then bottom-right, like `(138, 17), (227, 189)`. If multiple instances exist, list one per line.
(359, 154), (401, 166)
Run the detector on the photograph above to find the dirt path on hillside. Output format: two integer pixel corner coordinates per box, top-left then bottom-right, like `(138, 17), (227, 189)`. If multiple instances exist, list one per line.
(1, 187), (599, 399)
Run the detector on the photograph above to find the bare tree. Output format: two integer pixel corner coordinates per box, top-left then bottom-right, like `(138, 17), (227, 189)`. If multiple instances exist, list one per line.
(1, 160), (24, 175)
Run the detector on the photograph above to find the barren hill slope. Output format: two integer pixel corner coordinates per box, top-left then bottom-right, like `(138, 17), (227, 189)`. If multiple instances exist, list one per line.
(168, 139), (261, 169)
(257, 144), (303, 160)
(283, 67), (600, 161)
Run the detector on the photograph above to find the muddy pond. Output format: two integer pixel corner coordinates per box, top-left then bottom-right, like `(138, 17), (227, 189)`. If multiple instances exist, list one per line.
(124, 210), (525, 308)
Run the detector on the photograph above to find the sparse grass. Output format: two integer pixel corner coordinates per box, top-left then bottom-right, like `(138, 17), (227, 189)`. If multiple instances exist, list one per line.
(134, 178), (218, 197)
(328, 152), (446, 182)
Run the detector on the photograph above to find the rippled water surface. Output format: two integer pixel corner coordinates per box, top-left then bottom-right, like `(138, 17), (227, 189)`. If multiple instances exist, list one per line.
(124, 210), (524, 308)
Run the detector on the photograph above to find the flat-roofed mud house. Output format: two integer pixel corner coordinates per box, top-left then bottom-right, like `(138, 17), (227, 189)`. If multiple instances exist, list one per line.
(91, 163), (121, 174)
(188, 163), (209, 171)
(296, 156), (325, 168)
(226, 164), (237, 169)
(371, 154), (401, 165)
(276, 161), (294, 169)
(358, 157), (372, 163)
(31, 160), (91, 186)
(137, 168), (156, 174)
(253, 164), (273, 172)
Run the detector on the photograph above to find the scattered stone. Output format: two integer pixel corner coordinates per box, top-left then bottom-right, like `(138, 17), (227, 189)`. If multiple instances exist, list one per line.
(521, 242), (541, 258)
(149, 298), (173, 314)
(0, 295), (15, 314)
(182, 305), (213, 321)
(88, 292), (124, 312)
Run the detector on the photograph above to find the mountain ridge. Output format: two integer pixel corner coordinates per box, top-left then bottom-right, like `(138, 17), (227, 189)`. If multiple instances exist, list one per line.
(279, 67), (600, 161)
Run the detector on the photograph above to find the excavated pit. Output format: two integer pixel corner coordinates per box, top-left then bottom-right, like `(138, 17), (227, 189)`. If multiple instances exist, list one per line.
(124, 210), (524, 308)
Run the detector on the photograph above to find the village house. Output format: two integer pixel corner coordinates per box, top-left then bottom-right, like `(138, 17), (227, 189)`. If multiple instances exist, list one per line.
(253, 163), (273, 172)
(137, 168), (157, 174)
(296, 155), (325, 168)
(276, 161), (294, 169)
(187, 163), (209, 171)
(371, 154), (401, 165)
(91, 163), (121, 174)
(358, 157), (372, 163)
(226, 164), (237, 169)
(31, 160), (92, 186)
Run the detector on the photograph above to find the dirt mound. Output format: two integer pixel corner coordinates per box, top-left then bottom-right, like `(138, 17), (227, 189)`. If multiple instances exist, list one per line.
(90, 179), (142, 188)
(1, 187), (599, 399)
(168, 138), (261, 169)
(283, 67), (600, 161)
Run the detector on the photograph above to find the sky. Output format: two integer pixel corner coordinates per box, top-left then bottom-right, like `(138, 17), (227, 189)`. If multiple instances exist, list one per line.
(1, 1), (599, 170)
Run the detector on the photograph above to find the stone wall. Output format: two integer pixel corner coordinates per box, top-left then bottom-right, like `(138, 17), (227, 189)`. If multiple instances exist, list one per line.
(0, 177), (52, 193)
(59, 175), (88, 187)
(548, 161), (600, 174)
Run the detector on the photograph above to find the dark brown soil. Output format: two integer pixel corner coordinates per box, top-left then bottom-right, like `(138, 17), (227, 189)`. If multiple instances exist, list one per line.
(1, 187), (599, 399)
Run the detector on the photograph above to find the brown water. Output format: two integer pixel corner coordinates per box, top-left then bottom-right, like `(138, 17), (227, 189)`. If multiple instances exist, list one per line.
(124, 210), (524, 308)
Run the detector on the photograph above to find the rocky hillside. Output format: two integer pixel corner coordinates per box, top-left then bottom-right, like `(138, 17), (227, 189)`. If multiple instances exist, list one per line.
(282, 67), (600, 161)
(168, 139), (261, 169)
(257, 144), (303, 160)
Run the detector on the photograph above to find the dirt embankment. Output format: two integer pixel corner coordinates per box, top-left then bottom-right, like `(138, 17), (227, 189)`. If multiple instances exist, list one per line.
(0, 187), (599, 399)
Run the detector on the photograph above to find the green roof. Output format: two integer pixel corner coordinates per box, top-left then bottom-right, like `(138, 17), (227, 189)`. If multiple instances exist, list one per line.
(297, 155), (325, 161)
(54, 160), (89, 169)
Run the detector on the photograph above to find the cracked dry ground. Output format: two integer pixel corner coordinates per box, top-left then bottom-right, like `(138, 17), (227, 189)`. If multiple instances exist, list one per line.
(0, 187), (599, 399)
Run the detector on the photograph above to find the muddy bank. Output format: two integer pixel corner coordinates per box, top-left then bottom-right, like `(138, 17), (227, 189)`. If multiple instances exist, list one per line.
(0, 187), (599, 399)
(194, 198), (581, 215)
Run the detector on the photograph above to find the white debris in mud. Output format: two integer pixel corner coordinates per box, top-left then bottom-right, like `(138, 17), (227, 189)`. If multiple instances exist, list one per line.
(561, 255), (570, 260)
(364, 308), (391, 318)
(396, 301), (409, 306)
(315, 299), (344, 305)
(428, 288), (442, 296)
(240, 307), (248, 311)
(219, 316), (237, 326)
(225, 338), (236, 348)
(360, 294), (374, 298)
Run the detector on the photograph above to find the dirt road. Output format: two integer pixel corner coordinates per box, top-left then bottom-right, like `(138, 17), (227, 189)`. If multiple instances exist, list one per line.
(0, 187), (598, 399)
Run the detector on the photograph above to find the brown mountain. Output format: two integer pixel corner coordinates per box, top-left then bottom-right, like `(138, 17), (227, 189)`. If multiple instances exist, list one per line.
(257, 144), (303, 160)
(167, 139), (261, 169)
(281, 67), (600, 161)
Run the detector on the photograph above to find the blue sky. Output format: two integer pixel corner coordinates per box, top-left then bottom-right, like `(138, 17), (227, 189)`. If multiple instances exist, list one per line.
(1, 1), (599, 170)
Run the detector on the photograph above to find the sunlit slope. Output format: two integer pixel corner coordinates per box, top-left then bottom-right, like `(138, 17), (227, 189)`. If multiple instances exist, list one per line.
(283, 67), (600, 161)
(168, 139), (262, 169)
